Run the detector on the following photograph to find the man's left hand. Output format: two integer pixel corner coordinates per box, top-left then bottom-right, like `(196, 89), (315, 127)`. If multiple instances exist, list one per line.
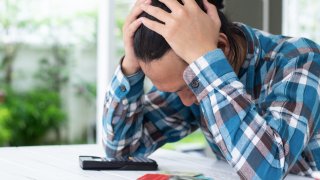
(140, 0), (221, 64)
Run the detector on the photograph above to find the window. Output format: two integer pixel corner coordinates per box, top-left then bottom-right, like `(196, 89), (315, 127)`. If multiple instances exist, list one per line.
(0, 0), (98, 146)
(283, 0), (320, 43)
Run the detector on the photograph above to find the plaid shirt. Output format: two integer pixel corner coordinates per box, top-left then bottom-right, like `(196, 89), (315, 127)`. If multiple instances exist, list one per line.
(102, 23), (320, 179)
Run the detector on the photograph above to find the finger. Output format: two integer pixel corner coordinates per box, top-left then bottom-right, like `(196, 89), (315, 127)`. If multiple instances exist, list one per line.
(140, 3), (171, 23)
(181, 0), (197, 8)
(158, 0), (183, 11)
(140, 17), (166, 36)
(132, 0), (144, 8)
(203, 0), (219, 20)
(127, 18), (143, 38)
(134, 0), (145, 6)
(203, 0), (210, 11)
(203, 0), (221, 26)
(127, 0), (152, 25)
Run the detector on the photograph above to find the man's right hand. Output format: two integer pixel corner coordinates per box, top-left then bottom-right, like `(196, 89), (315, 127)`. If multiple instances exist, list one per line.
(122, 0), (151, 76)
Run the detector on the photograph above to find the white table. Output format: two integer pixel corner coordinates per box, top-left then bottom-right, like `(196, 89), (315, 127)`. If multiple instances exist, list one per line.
(0, 144), (311, 180)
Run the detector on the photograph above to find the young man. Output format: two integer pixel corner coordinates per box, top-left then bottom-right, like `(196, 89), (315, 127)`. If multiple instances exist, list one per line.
(102, 0), (320, 179)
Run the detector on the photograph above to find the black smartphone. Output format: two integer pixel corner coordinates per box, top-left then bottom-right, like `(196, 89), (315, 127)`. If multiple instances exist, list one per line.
(79, 156), (158, 171)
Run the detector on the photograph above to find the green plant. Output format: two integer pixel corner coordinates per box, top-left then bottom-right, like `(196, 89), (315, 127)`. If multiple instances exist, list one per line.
(0, 105), (12, 146)
(3, 89), (65, 146)
(162, 131), (207, 150)
(0, 0), (98, 146)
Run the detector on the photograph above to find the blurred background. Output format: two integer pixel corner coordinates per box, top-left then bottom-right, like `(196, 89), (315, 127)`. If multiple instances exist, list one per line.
(0, 0), (319, 156)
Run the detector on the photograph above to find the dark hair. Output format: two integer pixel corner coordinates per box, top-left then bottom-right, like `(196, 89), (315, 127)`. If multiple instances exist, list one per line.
(133, 0), (242, 67)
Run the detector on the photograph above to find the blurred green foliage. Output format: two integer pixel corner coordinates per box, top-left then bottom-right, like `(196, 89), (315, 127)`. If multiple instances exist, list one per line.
(162, 131), (207, 150)
(35, 46), (69, 92)
(0, 106), (12, 145)
(0, 0), (98, 146)
(0, 89), (65, 146)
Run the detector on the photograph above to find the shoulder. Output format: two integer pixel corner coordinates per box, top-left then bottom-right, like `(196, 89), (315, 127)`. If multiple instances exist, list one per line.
(270, 38), (320, 89)
(275, 37), (320, 59)
(251, 28), (320, 85)
(253, 28), (320, 71)
(247, 24), (320, 59)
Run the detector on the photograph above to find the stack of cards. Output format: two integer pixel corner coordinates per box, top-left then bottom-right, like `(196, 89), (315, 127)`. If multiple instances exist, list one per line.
(137, 171), (213, 180)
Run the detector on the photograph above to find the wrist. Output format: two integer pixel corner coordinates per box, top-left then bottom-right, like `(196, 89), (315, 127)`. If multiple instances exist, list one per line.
(121, 57), (141, 76)
(185, 45), (218, 64)
(186, 46), (217, 64)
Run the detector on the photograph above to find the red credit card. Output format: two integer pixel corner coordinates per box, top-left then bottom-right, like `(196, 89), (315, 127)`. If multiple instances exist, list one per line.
(137, 174), (170, 180)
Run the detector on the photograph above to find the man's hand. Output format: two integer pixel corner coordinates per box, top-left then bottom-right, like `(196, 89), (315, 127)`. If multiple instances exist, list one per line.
(122, 0), (151, 75)
(140, 0), (221, 64)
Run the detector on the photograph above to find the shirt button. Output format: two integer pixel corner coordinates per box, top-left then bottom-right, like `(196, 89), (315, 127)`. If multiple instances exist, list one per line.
(120, 85), (127, 92)
(191, 79), (199, 88)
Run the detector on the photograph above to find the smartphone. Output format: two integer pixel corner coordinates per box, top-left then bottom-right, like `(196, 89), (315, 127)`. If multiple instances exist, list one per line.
(79, 156), (158, 171)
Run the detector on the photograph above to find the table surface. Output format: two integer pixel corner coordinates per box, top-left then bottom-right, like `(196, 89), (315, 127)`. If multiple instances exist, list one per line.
(0, 144), (311, 180)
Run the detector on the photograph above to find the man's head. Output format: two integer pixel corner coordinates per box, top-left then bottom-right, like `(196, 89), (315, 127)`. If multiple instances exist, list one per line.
(134, 0), (226, 61)
(134, 0), (241, 106)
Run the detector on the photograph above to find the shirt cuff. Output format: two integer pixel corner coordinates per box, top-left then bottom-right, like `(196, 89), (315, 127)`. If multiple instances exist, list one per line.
(126, 70), (145, 86)
(183, 49), (238, 101)
(110, 65), (145, 102)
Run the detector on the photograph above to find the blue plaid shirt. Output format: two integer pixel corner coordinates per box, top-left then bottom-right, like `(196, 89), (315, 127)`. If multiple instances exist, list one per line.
(102, 23), (320, 179)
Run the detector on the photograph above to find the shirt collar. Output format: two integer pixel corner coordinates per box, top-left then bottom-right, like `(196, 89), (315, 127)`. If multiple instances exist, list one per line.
(234, 22), (262, 94)
(235, 23), (261, 74)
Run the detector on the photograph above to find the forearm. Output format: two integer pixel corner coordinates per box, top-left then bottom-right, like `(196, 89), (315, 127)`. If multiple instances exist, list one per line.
(201, 90), (287, 179)
(103, 65), (197, 158)
(184, 49), (320, 179)
(103, 66), (146, 158)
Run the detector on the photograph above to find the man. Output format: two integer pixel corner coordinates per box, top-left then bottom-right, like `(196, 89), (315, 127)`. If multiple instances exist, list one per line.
(102, 0), (320, 179)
